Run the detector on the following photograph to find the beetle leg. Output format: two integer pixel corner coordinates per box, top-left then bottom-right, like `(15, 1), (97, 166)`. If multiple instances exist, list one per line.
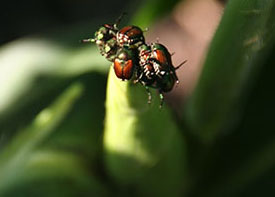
(133, 71), (144, 84)
(171, 70), (180, 85)
(173, 60), (187, 86)
(81, 38), (95, 43)
(145, 86), (152, 104)
(159, 91), (164, 108)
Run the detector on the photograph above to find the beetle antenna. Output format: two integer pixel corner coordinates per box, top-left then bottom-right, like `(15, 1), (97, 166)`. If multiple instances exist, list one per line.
(114, 12), (127, 29)
(175, 60), (187, 70)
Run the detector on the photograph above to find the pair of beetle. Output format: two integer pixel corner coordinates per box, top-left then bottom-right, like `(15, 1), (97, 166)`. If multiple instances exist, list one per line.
(82, 15), (186, 106)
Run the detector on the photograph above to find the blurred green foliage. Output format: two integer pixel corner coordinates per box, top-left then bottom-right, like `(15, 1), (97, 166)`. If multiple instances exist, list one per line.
(0, 0), (275, 196)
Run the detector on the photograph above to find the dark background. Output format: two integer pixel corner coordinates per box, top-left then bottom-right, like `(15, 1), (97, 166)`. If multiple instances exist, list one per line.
(0, 0), (139, 45)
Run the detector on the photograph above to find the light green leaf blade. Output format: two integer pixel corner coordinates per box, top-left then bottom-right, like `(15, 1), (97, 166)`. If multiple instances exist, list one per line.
(104, 68), (186, 196)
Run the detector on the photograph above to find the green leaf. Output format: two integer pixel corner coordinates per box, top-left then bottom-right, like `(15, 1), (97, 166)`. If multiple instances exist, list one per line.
(0, 79), (109, 196)
(180, 1), (275, 196)
(103, 3), (188, 195)
(184, 0), (275, 142)
(0, 83), (83, 194)
(188, 46), (275, 197)
(104, 68), (186, 196)
(0, 24), (109, 141)
(5, 149), (108, 197)
(42, 73), (107, 161)
(0, 37), (107, 115)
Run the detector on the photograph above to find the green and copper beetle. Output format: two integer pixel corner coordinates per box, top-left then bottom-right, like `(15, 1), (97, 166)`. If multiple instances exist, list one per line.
(81, 13), (146, 61)
(81, 13), (127, 62)
(137, 43), (187, 106)
(113, 47), (139, 81)
(81, 23), (119, 62)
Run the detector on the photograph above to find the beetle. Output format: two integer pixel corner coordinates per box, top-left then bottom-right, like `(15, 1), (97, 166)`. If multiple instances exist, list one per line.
(81, 14), (125, 62)
(117, 25), (145, 49)
(113, 47), (138, 81)
(149, 43), (183, 91)
(136, 43), (187, 106)
(82, 23), (118, 62)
